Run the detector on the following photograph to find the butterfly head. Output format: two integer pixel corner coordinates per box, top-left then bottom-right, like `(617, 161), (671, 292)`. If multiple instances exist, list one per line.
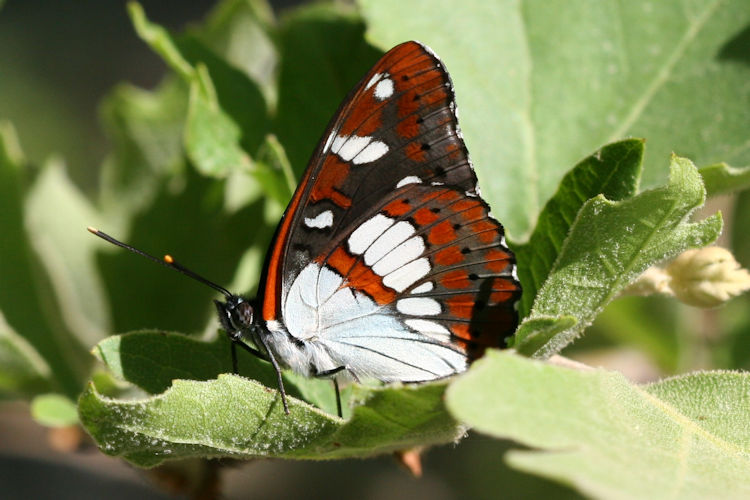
(214, 295), (257, 341)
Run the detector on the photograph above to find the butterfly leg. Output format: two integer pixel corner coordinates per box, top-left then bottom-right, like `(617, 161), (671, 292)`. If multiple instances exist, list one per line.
(254, 334), (290, 415)
(229, 337), (265, 374)
(314, 366), (348, 418)
(333, 378), (342, 418)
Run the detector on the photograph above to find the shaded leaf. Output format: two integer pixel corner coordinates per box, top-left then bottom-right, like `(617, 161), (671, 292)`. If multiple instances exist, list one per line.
(195, 0), (277, 103)
(184, 65), (253, 177)
(0, 309), (51, 397)
(274, 3), (382, 176)
(699, 162), (750, 197)
(177, 34), (271, 155)
(0, 124), (84, 397)
(93, 170), (269, 335)
(25, 159), (111, 348)
(128, 2), (193, 80)
(128, 2), (257, 179)
(98, 79), (188, 218)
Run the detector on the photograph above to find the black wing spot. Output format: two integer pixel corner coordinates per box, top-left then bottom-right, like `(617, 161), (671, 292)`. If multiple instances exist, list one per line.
(452, 223), (461, 230)
(461, 247), (471, 254)
(413, 93), (421, 101)
(434, 166), (445, 176)
(421, 143), (431, 151)
(468, 273), (479, 281)
(401, 74), (410, 81)
(430, 207), (441, 214)
(416, 116), (424, 124)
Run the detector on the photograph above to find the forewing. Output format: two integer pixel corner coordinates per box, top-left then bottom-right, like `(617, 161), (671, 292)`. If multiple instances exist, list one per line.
(261, 41), (479, 322)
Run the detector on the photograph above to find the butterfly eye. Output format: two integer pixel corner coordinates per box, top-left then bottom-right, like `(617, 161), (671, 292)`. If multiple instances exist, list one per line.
(234, 301), (254, 329)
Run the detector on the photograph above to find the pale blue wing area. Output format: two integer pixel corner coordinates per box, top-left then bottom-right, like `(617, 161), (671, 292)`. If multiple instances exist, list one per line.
(274, 262), (466, 381)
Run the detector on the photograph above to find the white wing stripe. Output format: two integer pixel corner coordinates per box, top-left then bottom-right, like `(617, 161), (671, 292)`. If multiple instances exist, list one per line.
(371, 236), (424, 276)
(382, 258), (430, 292)
(364, 221), (415, 266)
(348, 214), (394, 255)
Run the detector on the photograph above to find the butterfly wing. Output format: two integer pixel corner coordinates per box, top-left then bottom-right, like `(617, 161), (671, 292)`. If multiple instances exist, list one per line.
(260, 41), (520, 381)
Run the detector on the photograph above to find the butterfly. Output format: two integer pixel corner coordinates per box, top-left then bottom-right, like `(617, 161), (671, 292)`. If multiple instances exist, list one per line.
(90, 41), (521, 418)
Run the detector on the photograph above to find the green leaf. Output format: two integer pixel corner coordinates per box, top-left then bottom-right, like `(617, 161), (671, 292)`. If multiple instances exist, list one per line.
(128, 2), (194, 80)
(0, 124), (85, 397)
(129, 2), (266, 179)
(258, 133), (296, 193)
(0, 309), (51, 397)
(26, 159), (111, 348)
(275, 3), (382, 177)
(78, 373), (461, 467)
(31, 393), (78, 427)
(446, 351), (750, 499)
(517, 155), (721, 358)
(195, 0), (277, 101)
(360, 0), (750, 238)
(513, 139), (644, 318)
(184, 65), (253, 177)
(176, 34), (271, 156)
(512, 316), (577, 357)
(98, 79), (188, 218)
(93, 330), (355, 416)
(699, 162), (750, 197)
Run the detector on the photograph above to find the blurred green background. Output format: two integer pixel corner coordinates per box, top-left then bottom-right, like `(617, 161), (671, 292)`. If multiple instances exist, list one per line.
(1, 0), (748, 498)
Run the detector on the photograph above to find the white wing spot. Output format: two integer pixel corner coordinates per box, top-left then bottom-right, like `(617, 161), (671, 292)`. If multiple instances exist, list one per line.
(411, 282), (434, 294)
(304, 210), (334, 229)
(372, 236), (424, 277)
(405, 319), (451, 340)
(348, 214), (394, 255)
(365, 221), (415, 266)
(353, 140), (389, 164)
(374, 78), (394, 100)
(331, 134), (389, 165)
(397, 297), (441, 316)
(396, 176), (422, 188)
(383, 258), (430, 292)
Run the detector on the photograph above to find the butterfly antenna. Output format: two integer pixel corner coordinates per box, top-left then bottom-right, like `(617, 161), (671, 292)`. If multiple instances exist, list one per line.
(87, 227), (233, 298)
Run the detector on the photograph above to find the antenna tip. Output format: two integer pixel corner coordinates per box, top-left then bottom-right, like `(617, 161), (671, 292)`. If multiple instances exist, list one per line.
(87, 226), (99, 234)
(164, 254), (175, 264)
